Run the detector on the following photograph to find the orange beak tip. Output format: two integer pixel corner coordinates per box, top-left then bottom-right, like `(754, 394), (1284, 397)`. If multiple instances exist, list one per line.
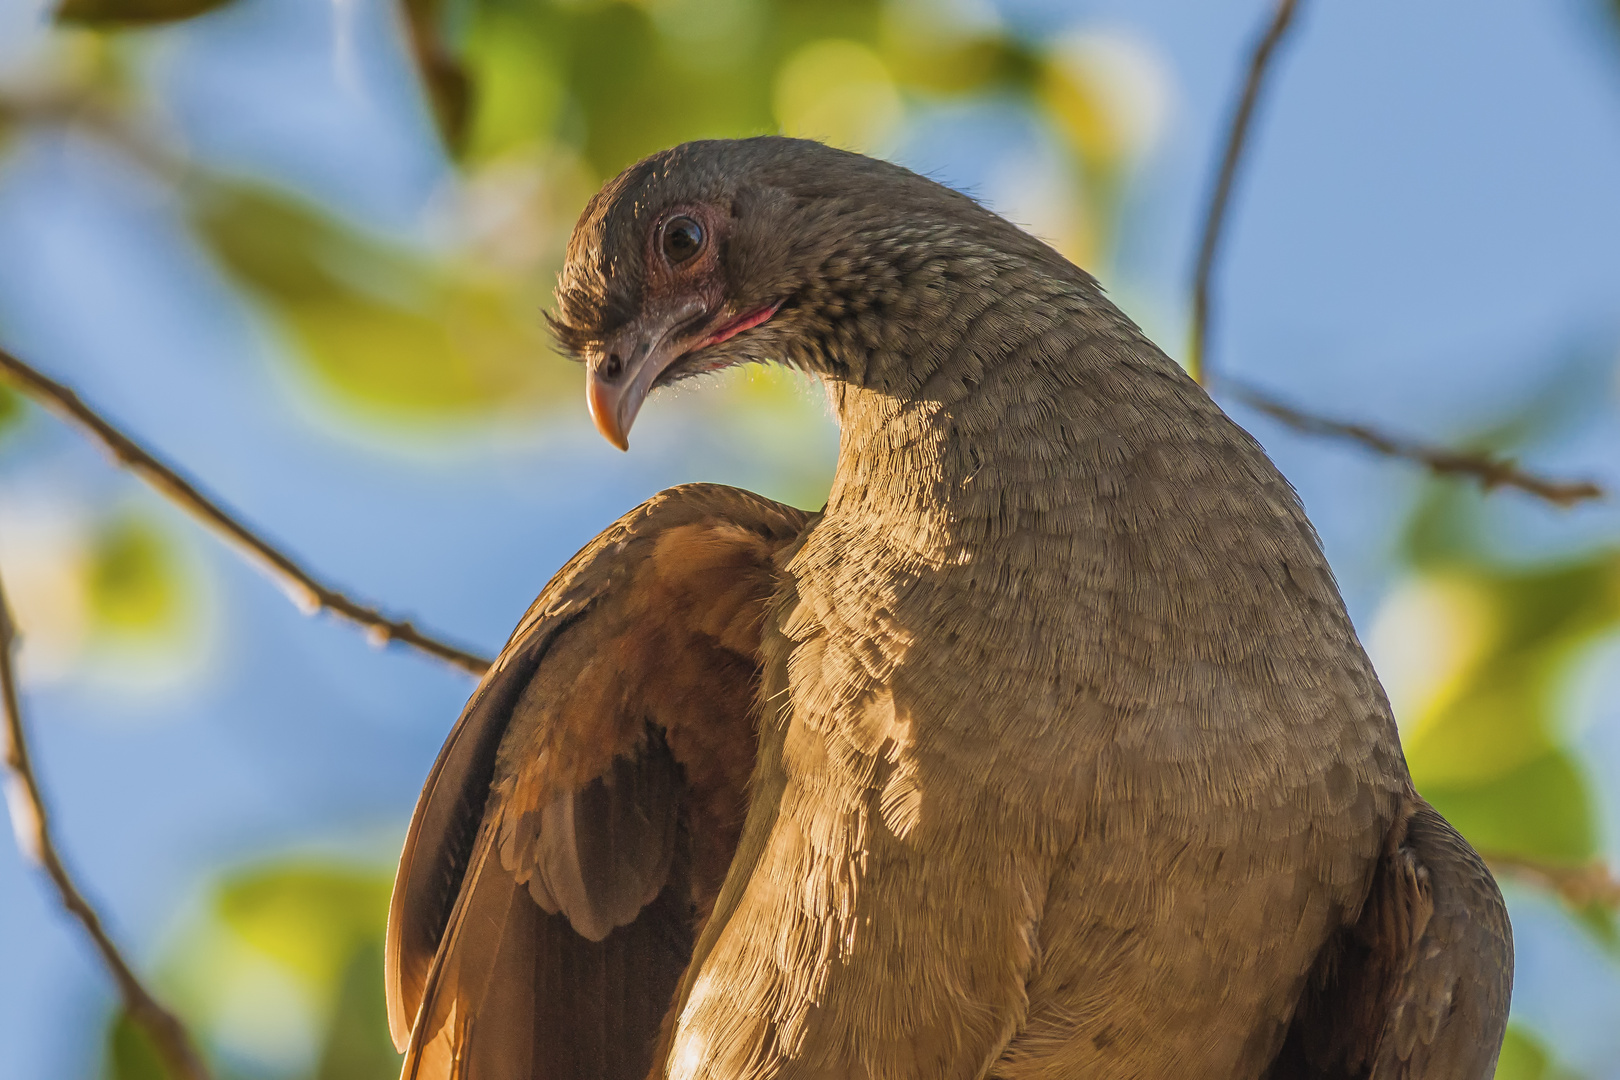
(586, 378), (630, 451)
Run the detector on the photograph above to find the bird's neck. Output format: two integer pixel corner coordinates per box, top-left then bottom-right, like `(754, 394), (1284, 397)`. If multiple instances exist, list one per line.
(814, 280), (1217, 566)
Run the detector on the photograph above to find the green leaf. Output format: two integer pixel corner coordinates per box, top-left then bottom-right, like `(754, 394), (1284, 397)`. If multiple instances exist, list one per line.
(191, 182), (569, 418)
(1403, 480), (1489, 568)
(87, 513), (183, 637)
(1406, 553), (1620, 788)
(1408, 685), (1559, 789)
(1493, 1024), (1585, 1079)
(103, 1010), (167, 1080)
(1424, 748), (1596, 864)
(149, 861), (399, 1072)
(56, 0), (234, 28)
(459, 10), (567, 162)
(0, 383), (24, 440)
(216, 863), (392, 993)
(459, 0), (904, 177)
(880, 29), (1037, 97)
(315, 941), (404, 1080)
(1569, 899), (1620, 954)
(1392, 534), (1619, 868)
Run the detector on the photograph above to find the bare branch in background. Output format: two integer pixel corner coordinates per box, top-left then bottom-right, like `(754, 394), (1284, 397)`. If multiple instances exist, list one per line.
(0, 87), (187, 183)
(1488, 854), (1620, 910)
(0, 348), (493, 676)
(1189, 0), (1303, 386)
(0, 574), (213, 1080)
(400, 0), (473, 153)
(1225, 380), (1606, 506)
(1187, 1), (1605, 506)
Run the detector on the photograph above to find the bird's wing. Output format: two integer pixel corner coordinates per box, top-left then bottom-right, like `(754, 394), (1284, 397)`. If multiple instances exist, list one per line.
(1270, 798), (1513, 1080)
(384, 483), (812, 1080)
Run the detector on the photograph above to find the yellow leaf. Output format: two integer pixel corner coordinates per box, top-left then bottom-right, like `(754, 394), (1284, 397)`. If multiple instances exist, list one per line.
(87, 513), (182, 637)
(774, 39), (903, 155)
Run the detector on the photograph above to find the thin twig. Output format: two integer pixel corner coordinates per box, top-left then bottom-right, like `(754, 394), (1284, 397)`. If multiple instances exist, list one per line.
(0, 575), (213, 1080)
(0, 87), (187, 184)
(1225, 379), (1605, 506)
(1487, 853), (1620, 910)
(1189, 0), (1304, 385)
(0, 348), (492, 676)
(1186, 4), (1605, 506)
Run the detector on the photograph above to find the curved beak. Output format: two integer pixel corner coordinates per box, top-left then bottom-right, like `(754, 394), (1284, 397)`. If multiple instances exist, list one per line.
(586, 377), (636, 452)
(585, 325), (681, 452)
(585, 299), (782, 451)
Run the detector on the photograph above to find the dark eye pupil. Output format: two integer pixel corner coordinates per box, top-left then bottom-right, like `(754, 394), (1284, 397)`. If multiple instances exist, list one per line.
(663, 216), (704, 263)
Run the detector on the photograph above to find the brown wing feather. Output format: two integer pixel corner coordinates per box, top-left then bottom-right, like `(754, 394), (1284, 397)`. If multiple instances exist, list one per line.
(386, 483), (812, 1078)
(514, 732), (682, 941)
(386, 627), (561, 1047)
(1267, 798), (1513, 1079)
(400, 768), (697, 1080)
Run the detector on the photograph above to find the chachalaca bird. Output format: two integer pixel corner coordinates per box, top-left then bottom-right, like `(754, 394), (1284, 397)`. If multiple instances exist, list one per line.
(385, 137), (1512, 1080)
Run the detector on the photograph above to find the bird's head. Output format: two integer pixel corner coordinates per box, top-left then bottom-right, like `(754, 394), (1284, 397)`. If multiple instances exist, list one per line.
(549, 136), (1060, 450)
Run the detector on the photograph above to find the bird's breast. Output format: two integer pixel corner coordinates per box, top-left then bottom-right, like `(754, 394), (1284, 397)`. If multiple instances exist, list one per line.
(768, 493), (1405, 854)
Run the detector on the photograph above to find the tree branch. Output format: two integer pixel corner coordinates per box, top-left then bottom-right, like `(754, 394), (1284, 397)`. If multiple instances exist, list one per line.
(1224, 379), (1606, 506)
(0, 347), (493, 676)
(1487, 854), (1620, 910)
(1189, 0), (1303, 386)
(1187, 3), (1605, 507)
(0, 573), (213, 1080)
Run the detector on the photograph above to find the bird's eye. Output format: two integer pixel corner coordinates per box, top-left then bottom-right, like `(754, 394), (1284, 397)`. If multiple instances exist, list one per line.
(661, 216), (705, 265)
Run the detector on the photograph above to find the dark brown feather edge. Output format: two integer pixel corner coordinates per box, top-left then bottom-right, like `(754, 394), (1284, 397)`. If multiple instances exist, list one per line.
(398, 814), (697, 1080)
(386, 623), (566, 1049)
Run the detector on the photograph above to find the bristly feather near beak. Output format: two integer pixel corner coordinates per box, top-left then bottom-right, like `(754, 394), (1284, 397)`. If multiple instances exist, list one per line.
(585, 300), (783, 451)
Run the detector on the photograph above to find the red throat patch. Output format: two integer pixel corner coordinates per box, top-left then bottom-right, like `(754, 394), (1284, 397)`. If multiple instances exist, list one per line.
(695, 300), (784, 351)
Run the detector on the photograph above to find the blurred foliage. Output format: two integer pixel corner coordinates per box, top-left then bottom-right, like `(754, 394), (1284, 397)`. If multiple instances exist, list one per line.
(150, 862), (401, 1080)
(21, 0), (1157, 424)
(269, 0), (1139, 421)
(436, 0), (1137, 249)
(193, 182), (567, 417)
(216, 864), (391, 994)
(0, 501), (194, 682)
(314, 941), (403, 1080)
(55, 0), (234, 29)
(1495, 1026), (1587, 1080)
(105, 1010), (168, 1080)
(1393, 482), (1620, 867)
(87, 512), (186, 637)
(0, 383), (23, 439)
